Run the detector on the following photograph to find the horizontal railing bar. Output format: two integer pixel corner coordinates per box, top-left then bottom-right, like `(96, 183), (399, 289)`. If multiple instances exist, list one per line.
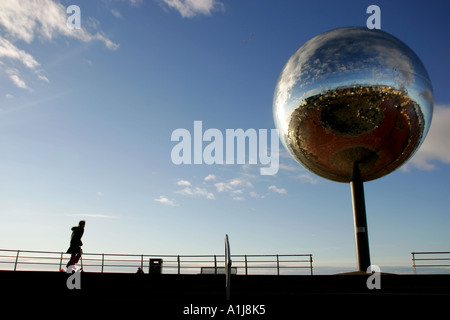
(412, 252), (450, 255)
(18, 252), (309, 258)
(10, 261), (63, 266)
(0, 249), (310, 258)
(412, 258), (450, 261)
(412, 264), (450, 267)
(8, 256), (63, 261)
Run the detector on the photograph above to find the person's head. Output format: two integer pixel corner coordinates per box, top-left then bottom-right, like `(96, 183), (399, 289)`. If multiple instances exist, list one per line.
(78, 220), (86, 228)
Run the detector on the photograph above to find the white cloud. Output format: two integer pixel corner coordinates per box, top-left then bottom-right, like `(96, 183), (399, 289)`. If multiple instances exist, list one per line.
(129, 0), (143, 7)
(5, 93), (13, 99)
(403, 105), (450, 171)
(213, 177), (256, 201)
(278, 163), (301, 172)
(249, 191), (261, 198)
(0, 1), (119, 48)
(0, 0), (119, 90)
(9, 74), (29, 90)
(0, 62), (32, 91)
(204, 174), (217, 181)
(162, 0), (224, 18)
(178, 166), (292, 202)
(268, 185), (287, 194)
(154, 195), (179, 206)
(176, 186), (215, 199)
(37, 74), (49, 83)
(293, 173), (319, 184)
(0, 36), (40, 68)
(214, 178), (252, 193)
(110, 9), (122, 19)
(177, 180), (192, 186)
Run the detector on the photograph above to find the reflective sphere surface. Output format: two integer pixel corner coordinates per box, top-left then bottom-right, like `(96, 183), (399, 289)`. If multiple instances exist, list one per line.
(273, 27), (433, 182)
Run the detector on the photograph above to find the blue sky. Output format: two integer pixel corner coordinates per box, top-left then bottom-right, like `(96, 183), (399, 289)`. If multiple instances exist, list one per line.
(0, 0), (449, 274)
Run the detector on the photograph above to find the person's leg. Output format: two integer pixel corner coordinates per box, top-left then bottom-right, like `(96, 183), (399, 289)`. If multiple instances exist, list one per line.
(73, 253), (81, 265)
(67, 253), (78, 267)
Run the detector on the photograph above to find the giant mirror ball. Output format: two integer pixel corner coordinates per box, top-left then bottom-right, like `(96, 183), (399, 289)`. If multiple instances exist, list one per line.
(273, 27), (433, 182)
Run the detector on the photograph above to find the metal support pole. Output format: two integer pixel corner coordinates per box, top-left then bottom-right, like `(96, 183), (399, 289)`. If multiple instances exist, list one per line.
(350, 165), (371, 272)
(225, 234), (231, 301)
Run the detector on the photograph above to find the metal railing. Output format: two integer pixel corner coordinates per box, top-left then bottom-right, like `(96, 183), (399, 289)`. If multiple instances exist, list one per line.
(0, 249), (313, 275)
(412, 251), (450, 274)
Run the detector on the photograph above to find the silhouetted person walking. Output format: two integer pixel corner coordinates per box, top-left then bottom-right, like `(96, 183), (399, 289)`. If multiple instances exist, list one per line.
(66, 220), (85, 269)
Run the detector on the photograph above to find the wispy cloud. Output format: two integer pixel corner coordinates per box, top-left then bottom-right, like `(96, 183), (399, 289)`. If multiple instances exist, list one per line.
(0, 0), (118, 90)
(9, 74), (30, 91)
(177, 180), (192, 186)
(268, 185), (287, 194)
(65, 213), (118, 219)
(154, 195), (179, 206)
(293, 173), (319, 184)
(110, 9), (123, 19)
(171, 169), (291, 202)
(403, 104), (450, 171)
(129, 0), (143, 7)
(214, 177), (253, 193)
(176, 186), (215, 199)
(162, 0), (224, 18)
(0, 37), (39, 68)
(278, 150), (320, 184)
(204, 174), (217, 181)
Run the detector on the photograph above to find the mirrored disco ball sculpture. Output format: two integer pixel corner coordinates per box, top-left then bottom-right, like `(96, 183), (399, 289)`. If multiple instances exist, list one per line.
(274, 27), (433, 182)
(273, 27), (433, 271)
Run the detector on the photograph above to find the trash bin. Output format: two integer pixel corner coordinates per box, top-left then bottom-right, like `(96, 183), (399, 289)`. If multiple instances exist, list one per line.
(149, 258), (163, 274)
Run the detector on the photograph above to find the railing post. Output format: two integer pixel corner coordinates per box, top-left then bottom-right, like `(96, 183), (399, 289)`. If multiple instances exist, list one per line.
(14, 250), (20, 271)
(245, 255), (248, 275)
(177, 255), (181, 274)
(101, 253), (105, 273)
(140, 255), (144, 270)
(309, 255), (313, 275)
(276, 254), (280, 275)
(214, 255), (217, 274)
(412, 252), (416, 274)
(59, 252), (64, 271)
